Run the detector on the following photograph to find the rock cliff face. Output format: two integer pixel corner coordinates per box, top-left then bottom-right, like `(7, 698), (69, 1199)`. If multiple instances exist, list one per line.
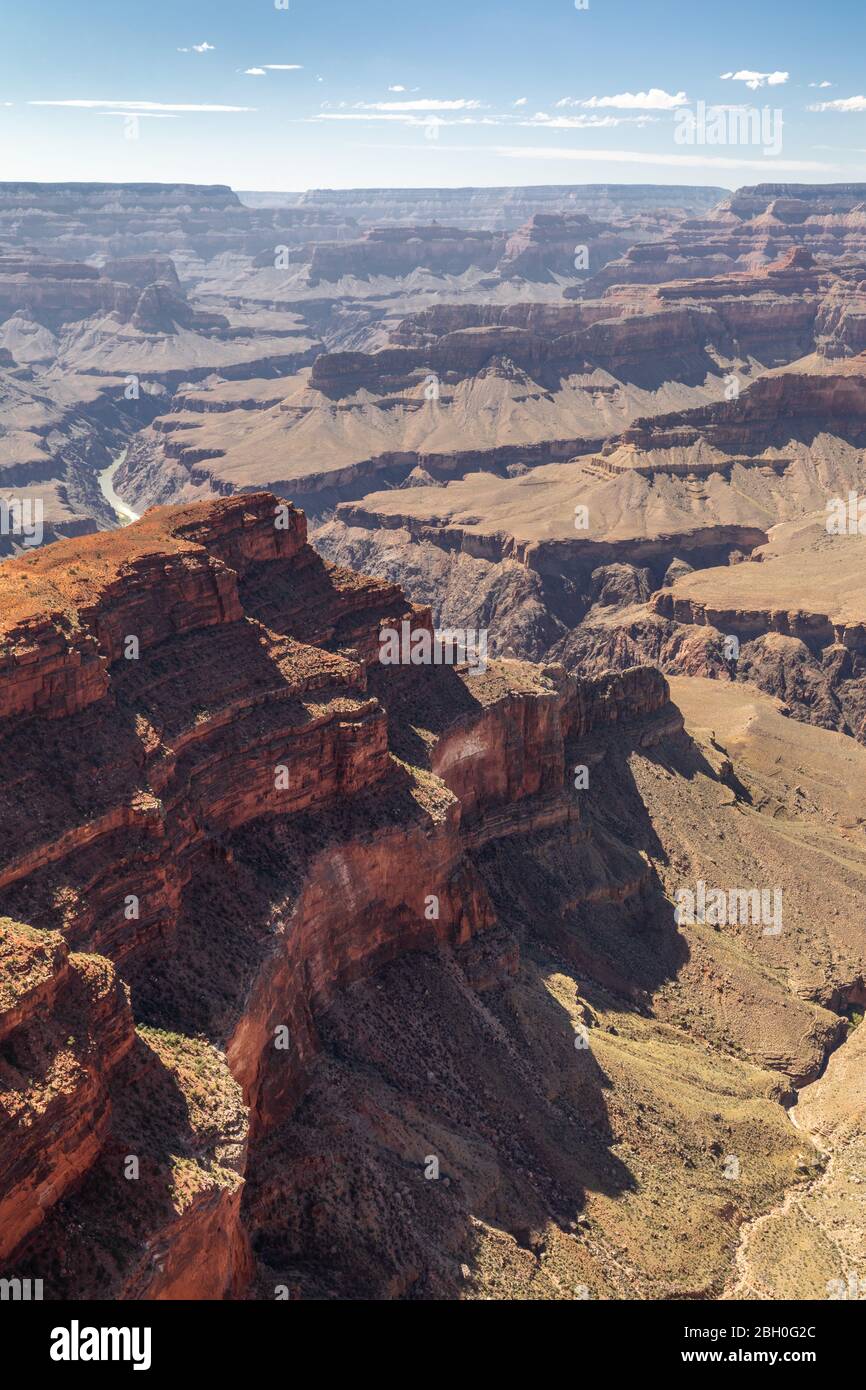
(579, 185), (866, 295)
(308, 226), (505, 284)
(0, 251), (142, 327)
(0, 924), (133, 1262)
(0, 183), (357, 265)
(10, 179), (866, 561)
(618, 358), (866, 455)
(3, 492), (866, 1299)
(358, 248), (847, 396)
(549, 503), (866, 747)
(0, 492), (673, 1296)
(306, 275), (805, 398)
(283, 183), (727, 230)
(500, 212), (633, 281)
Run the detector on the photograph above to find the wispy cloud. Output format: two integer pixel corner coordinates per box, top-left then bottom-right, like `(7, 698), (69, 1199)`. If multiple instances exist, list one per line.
(492, 144), (838, 171)
(243, 64), (303, 75)
(311, 102), (656, 131)
(312, 112), (488, 127)
(351, 98), (484, 111)
(29, 99), (254, 112)
(513, 97), (528, 107)
(557, 89), (688, 110)
(310, 98), (487, 127)
(178, 42), (215, 53)
(809, 81), (833, 89)
(809, 95), (866, 112)
(720, 70), (789, 90)
(525, 112), (658, 128)
(97, 111), (178, 119)
(388, 85), (406, 93)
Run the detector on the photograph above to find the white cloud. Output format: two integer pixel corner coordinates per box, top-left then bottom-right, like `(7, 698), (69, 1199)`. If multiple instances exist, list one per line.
(178, 42), (215, 53)
(525, 112), (658, 128)
(243, 64), (302, 75)
(558, 89), (688, 110)
(513, 97), (528, 107)
(312, 107), (659, 132)
(809, 95), (866, 112)
(354, 98), (484, 111)
(720, 70), (789, 90)
(809, 81), (833, 88)
(313, 112), (484, 127)
(97, 111), (178, 119)
(312, 99), (658, 132)
(388, 85), (406, 92)
(30, 99), (254, 112)
(492, 144), (835, 171)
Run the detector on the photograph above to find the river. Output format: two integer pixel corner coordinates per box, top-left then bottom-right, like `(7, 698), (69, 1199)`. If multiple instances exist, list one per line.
(98, 450), (140, 525)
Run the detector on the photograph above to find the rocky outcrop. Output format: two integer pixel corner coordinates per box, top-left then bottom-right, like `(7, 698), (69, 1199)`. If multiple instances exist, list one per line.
(308, 226), (504, 284)
(500, 212), (631, 281)
(389, 297), (625, 346)
(0, 250), (232, 335)
(0, 251), (140, 327)
(4, 491), (866, 1300)
(11, 176), (866, 1300)
(579, 184), (866, 296)
(0, 491), (685, 1297)
(814, 272), (866, 357)
(0, 921), (133, 1262)
(618, 361), (866, 455)
(102, 256), (183, 291)
(129, 282), (229, 335)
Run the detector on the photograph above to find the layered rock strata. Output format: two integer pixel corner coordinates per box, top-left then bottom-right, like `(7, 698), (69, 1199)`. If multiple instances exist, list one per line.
(2, 493), (865, 1299)
(0, 493), (675, 1295)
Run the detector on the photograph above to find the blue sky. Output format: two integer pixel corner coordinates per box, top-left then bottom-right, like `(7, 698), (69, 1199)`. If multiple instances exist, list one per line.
(2, 0), (866, 190)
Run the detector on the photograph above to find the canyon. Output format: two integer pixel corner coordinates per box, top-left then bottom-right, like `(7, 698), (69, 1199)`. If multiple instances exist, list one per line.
(2, 178), (866, 1302)
(2, 493), (865, 1301)
(0, 182), (709, 555)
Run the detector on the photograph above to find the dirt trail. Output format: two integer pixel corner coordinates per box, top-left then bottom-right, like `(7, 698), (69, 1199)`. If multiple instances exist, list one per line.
(723, 1111), (836, 1299)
